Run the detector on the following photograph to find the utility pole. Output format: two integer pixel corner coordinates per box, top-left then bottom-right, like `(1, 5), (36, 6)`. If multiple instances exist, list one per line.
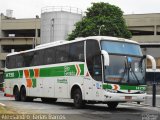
(146, 55), (157, 107)
(152, 70), (156, 107)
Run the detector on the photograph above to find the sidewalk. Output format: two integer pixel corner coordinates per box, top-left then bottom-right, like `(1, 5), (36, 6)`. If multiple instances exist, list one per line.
(144, 94), (160, 107)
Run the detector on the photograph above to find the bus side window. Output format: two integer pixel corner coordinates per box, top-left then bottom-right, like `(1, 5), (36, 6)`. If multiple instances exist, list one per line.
(55, 45), (68, 63)
(30, 50), (43, 66)
(23, 52), (34, 67)
(44, 47), (55, 65)
(9, 56), (16, 69)
(16, 55), (24, 68)
(69, 41), (84, 62)
(6, 57), (10, 69)
(86, 40), (102, 81)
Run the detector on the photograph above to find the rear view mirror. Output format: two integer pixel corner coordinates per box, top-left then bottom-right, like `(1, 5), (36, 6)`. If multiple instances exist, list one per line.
(146, 55), (156, 71)
(101, 50), (109, 66)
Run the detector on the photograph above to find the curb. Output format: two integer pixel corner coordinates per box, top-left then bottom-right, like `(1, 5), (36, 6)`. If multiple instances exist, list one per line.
(130, 102), (160, 108)
(146, 94), (160, 97)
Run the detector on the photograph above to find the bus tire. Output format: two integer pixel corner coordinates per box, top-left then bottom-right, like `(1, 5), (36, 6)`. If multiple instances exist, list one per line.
(13, 86), (20, 101)
(73, 89), (85, 109)
(20, 86), (33, 102)
(107, 102), (118, 109)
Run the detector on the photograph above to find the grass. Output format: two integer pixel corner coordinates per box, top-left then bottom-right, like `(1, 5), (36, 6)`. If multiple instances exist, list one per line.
(0, 106), (17, 114)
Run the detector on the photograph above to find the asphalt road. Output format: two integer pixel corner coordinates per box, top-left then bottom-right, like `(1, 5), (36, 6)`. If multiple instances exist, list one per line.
(0, 92), (160, 120)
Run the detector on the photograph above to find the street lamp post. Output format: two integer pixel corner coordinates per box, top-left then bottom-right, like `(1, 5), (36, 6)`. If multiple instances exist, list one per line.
(98, 25), (105, 36)
(146, 55), (157, 107)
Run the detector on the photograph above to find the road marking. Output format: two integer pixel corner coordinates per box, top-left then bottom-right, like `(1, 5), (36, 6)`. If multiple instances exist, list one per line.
(0, 103), (5, 106)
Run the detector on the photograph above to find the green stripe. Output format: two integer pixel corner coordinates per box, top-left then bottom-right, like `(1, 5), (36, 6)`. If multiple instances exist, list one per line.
(4, 71), (23, 79)
(29, 69), (34, 78)
(120, 85), (146, 90)
(103, 84), (146, 91)
(40, 66), (64, 77)
(102, 84), (112, 89)
(79, 64), (84, 75)
(5, 64), (85, 79)
(19, 70), (23, 78)
(32, 78), (36, 88)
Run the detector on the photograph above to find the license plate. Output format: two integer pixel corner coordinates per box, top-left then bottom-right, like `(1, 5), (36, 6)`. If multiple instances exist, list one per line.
(125, 96), (132, 100)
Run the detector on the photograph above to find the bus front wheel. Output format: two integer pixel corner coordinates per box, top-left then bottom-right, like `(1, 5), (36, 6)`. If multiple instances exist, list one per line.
(73, 89), (85, 109)
(107, 102), (119, 109)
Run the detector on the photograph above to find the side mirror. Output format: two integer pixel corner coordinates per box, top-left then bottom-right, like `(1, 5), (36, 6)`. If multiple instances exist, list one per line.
(101, 50), (109, 66)
(143, 55), (146, 59)
(146, 55), (156, 71)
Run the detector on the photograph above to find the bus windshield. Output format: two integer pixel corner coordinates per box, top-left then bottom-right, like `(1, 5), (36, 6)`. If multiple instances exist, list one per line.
(101, 40), (142, 56)
(101, 40), (145, 85)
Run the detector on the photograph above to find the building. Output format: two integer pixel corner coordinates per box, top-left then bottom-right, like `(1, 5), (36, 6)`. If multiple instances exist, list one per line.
(124, 13), (160, 68)
(0, 11), (160, 70)
(0, 13), (41, 69)
(0, 7), (83, 70)
(41, 6), (82, 43)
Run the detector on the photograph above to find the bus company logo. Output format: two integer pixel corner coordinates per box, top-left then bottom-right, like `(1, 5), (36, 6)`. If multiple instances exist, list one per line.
(64, 66), (75, 76)
(64, 64), (81, 76)
(24, 69), (39, 88)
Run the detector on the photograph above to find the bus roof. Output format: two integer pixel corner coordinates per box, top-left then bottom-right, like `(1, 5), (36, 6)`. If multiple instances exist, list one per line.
(7, 36), (139, 57)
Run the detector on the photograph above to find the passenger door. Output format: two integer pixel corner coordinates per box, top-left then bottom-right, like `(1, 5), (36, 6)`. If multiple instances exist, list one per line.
(85, 40), (103, 101)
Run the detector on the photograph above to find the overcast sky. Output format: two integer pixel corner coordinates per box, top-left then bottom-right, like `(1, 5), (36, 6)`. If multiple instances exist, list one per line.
(0, 0), (160, 18)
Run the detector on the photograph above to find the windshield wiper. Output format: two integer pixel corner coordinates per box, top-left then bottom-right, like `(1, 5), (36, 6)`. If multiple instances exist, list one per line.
(127, 57), (141, 85)
(130, 65), (140, 85)
(119, 61), (127, 83)
(139, 55), (146, 73)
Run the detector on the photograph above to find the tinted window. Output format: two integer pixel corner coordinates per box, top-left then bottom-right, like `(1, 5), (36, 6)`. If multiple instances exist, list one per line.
(6, 41), (85, 69)
(44, 47), (55, 65)
(69, 42), (84, 62)
(23, 52), (34, 67)
(56, 45), (69, 63)
(6, 57), (10, 68)
(30, 50), (44, 66)
(16, 55), (24, 68)
(6, 56), (16, 69)
(101, 40), (142, 56)
(86, 40), (102, 81)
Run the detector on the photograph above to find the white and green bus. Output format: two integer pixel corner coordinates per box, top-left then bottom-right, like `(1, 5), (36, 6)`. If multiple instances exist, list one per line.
(4, 36), (154, 109)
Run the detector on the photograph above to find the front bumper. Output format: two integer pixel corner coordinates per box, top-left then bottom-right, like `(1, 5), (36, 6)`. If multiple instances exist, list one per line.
(103, 92), (146, 102)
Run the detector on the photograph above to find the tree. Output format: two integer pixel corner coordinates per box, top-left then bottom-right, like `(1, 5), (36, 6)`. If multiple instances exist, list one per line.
(67, 2), (131, 40)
